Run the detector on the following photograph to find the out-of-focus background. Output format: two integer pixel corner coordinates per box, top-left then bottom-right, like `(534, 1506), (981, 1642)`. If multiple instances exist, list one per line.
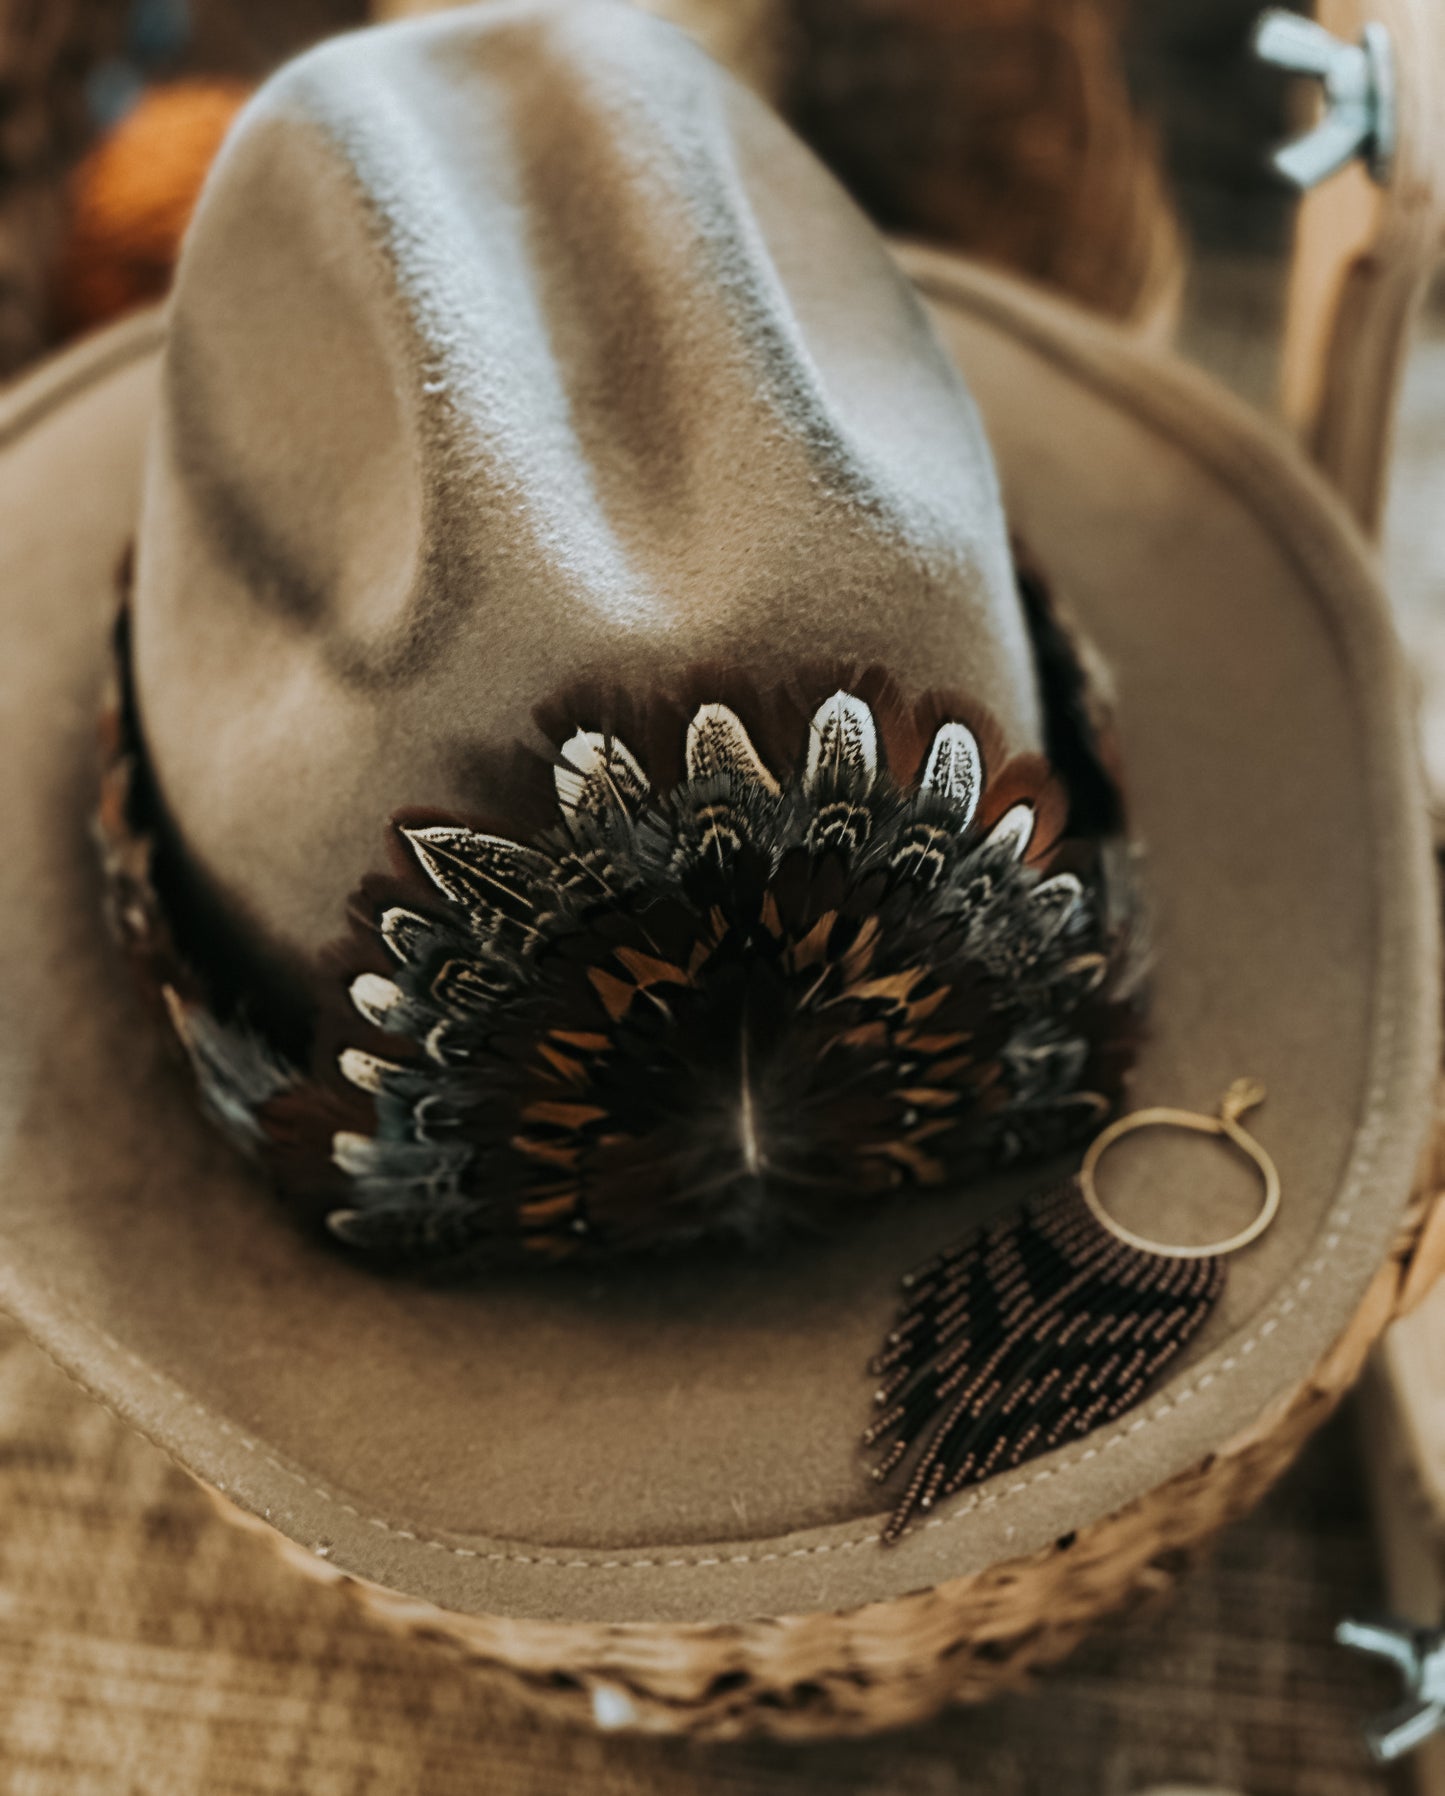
(2, 1), (1443, 1790)
(0, 0), (1298, 383)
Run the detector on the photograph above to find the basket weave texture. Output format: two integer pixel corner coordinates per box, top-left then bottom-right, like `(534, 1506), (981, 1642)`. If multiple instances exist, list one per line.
(191, 1088), (1445, 1741)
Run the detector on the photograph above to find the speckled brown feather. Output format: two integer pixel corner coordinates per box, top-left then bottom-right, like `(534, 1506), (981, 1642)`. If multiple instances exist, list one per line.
(97, 557), (1146, 1274)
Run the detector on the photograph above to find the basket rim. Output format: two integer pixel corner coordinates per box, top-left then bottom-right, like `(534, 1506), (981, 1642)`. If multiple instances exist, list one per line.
(0, 250), (1437, 1630)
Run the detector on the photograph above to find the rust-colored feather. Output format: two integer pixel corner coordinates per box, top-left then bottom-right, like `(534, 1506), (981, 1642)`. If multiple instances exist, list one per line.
(96, 569), (1147, 1274)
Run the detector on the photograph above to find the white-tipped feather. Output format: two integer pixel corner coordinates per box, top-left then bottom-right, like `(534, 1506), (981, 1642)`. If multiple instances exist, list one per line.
(339, 1047), (402, 1094)
(99, 611), (1139, 1282)
(684, 704), (781, 794)
(380, 907), (433, 961)
(1030, 872), (1083, 941)
(402, 825), (544, 911)
(922, 722), (982, 828)
(805, 691), (877, 795)
(554, 729), (649, 817)
(331, 1131), (376, 1176)
(986, 803), (1035, 861)
(350, 972), (405, 1028)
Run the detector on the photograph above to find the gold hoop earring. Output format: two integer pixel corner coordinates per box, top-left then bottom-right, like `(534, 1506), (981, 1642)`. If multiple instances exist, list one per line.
(1079, 1077), (1280, 1261)
(864, 1079), (1279, 1544)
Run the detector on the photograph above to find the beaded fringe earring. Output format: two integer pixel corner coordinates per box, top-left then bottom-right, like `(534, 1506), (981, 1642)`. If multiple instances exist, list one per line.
(865, 1078), (1280, 1543)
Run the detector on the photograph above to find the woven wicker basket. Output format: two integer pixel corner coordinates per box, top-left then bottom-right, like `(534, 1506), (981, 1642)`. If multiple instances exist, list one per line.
(189, 1), (1443, 1739)
(7, 0), (1442, 1746)
(189, 1119), (1445, 1741)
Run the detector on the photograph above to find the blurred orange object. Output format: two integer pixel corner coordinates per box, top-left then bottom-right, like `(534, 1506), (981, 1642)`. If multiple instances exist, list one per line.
(53, 79), (252, 337)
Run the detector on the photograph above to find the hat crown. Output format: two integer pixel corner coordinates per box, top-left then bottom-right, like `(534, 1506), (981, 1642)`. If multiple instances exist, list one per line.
(130, 0), (1041, 968)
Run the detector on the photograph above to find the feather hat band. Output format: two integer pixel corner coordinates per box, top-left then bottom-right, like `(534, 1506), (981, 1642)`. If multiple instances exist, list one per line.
(0, 0), (1434, 1687)
(94, 0), (1146, 1272)
(100, 590), (1143, 1269)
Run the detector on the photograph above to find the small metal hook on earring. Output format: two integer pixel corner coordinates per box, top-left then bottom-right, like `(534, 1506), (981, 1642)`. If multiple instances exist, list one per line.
(1079, 1080), (1281, 1261)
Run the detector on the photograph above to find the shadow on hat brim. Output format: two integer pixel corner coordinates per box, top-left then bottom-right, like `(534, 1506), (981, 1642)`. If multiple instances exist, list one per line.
(0, 248), (1435, 1631)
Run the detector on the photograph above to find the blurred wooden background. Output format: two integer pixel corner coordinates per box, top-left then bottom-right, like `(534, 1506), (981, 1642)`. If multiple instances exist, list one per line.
(1, 0), (1298, 376)
(2, 2), (1437, 1790)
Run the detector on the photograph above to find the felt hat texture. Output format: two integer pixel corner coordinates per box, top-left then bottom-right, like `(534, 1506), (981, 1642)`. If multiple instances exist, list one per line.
(0, 0), (1437, 1666)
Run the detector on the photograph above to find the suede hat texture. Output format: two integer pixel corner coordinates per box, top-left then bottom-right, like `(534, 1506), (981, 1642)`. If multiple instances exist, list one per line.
(0, 0), (1437, 1649)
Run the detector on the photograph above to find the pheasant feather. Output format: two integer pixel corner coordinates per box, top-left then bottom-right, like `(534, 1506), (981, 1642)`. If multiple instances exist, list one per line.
(98, 593), (1145, 1275)
(303, 686), (1145, 1268)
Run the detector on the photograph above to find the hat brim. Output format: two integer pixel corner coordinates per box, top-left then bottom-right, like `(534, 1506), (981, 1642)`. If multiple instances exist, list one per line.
(0, 248), (1435, 1629)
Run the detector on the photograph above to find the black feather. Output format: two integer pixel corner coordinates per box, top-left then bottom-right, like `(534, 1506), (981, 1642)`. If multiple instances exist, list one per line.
(98, 646), (1147, 1273)
(303, 691), (1145, 1268)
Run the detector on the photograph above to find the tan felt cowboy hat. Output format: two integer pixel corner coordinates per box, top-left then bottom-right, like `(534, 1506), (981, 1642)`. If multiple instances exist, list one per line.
(0, 0), (1439, 1728)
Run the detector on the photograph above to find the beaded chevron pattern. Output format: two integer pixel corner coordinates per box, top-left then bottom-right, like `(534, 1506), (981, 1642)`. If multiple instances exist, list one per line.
(865, 1178), (1225, 1541)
